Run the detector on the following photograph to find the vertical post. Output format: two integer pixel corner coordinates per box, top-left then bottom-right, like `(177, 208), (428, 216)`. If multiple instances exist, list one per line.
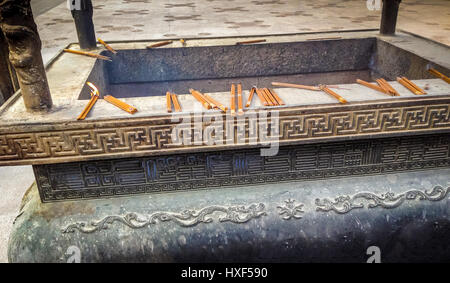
(0, 0), (53, 112)
(70, 0), (96, 50)
(380, 0), (402, 35)
(0, 29), (15, 104)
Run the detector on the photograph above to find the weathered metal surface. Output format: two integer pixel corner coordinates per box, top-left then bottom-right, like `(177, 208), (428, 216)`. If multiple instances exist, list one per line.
(1, 95), (450, 166)
(100, 70), (371, 100)
(372, 39), (446, 80)
(0, 30), (17, 104)
(0, 0), (52, 112)
(34, 133), (450, 202)
(106, 38), (375, 84)
(8, 169), (450, 262)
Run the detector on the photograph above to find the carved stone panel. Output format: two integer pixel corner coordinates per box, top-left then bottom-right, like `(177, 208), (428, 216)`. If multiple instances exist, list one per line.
(34, 133), (450, 202)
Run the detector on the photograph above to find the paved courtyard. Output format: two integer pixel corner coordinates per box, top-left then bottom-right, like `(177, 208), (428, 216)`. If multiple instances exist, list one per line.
(0, 0), (449, 262)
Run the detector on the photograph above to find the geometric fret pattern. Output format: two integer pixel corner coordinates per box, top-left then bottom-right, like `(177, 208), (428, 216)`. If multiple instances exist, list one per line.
(34, 134), (450, 202)
(3, 101), (450, 166)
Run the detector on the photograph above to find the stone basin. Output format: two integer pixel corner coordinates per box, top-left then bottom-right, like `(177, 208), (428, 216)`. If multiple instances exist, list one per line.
(0, 30), (449, 168)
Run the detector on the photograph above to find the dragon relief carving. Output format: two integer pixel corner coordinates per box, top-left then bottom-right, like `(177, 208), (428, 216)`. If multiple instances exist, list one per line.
(61, 186), (449, 233)
(315, 186), (450, 214)
(62, 203), (266, 233)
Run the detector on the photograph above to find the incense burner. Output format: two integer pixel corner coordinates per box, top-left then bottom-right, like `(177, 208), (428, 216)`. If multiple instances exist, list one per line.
(1, 30), (450, 200)
(4, 30), (450, 262)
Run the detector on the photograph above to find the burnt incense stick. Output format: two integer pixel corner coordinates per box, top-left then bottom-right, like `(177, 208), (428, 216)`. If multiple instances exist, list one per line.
(397, 78), (419, 94)
(380, 78), (400, 96)
(428, 68), (450, 84)
(262, 88), (275, 106)
(319, 85), (347, 104)
(190, 89), (212, 110)
(245, 87), (256, 108)
(98, 38), (117, 54)
(263, 88), (277, 106)
(204, 94), (227, 112)
(375, 79), (391, 94)
(78, 95), (98, 120)
(269, 88), (284, 105)
(356, 79), (387, 94)
(202, 94), (219, 109)
(236, 39), (266, 45)
(104, 95), (137, 114)
(77, 82), (99, 120)
(376, 79), (399, 96)
(255, 88), (269, 106)
(147, 41), (173, 49)
(64, 49), (112, 61)
(401, 77), (426, 94)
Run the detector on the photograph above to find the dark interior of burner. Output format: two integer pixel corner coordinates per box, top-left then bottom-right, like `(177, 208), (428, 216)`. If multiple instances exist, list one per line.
(78, 37), (442, 99)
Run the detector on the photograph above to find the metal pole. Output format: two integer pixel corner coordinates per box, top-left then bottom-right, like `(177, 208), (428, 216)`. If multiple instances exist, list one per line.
(70, 0), (96, 50)
(0, 0), (53, 112)
(380, 0), (402, 35)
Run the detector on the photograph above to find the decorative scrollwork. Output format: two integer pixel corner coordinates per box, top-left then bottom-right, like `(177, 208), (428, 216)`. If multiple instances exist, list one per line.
(277, 199), (304, 220)
(315, 186), (450, 214)
(62, 203), (266, 233)
(2, 103), (450, 166)
(34, 134), (450, 202)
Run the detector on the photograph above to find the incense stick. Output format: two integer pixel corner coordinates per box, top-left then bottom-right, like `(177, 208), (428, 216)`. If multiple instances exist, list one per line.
(147, 41), (173, 49)
(64, 49), (112, 61)
(98, 38), (117, 54)
(401, 77), (426, 94)
(263, 88), (277, 106)
(428, 68), (450, 84)
(356, 79), (387, 94)
(380, 79), (400, 96)
(236, 39), (266, 45)
(204, 94), (227, 112)
(230, 84), (236, 115)
(77, 82), (100, 120)
(237, 83), (244, 115)
(245, 87), (256, 108)
(171, 93), (182, 112)
(255, 88), (269, 106)
(319, 85), (348, 104)
(271, 82), (320, 91)
(166, 92), (173, 113)
(104, 95), (137, 114)
(190, 89), (212, 110)
(269, 88), (285, 105)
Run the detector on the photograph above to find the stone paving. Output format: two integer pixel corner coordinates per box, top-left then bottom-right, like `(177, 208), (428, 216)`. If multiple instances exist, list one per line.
(0, 0), (449, 262)
(34, 0), (450, 64)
